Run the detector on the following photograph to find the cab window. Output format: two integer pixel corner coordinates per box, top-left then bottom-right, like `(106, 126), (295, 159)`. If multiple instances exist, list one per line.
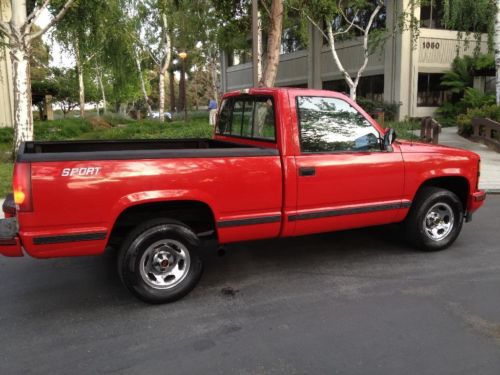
(216, 96), (276, 141)
(297, 96), (381, 153)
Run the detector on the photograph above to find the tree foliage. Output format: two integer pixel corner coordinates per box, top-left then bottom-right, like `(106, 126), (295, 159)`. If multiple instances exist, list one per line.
(442, 0), (496, 50)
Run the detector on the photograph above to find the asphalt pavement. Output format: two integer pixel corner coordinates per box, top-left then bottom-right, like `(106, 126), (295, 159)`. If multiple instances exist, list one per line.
(1, 196), (500, 374)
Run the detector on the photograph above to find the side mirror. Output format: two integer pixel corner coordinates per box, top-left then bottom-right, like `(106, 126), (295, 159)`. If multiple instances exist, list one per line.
(383, 128), (397, 151)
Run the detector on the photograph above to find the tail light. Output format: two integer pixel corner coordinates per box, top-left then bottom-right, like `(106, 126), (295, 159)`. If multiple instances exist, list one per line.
(477, 159), (481, 190)
(12, 163), (33, 212)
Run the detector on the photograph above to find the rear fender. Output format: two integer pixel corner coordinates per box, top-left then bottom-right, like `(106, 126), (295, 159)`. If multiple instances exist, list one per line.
(110, 189), (219, 227)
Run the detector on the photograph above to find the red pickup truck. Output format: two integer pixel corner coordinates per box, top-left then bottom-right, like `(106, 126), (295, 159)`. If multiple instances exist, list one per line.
(0, 88), (486, 303)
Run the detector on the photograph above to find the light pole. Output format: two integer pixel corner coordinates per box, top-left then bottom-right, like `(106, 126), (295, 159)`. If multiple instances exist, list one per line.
(179, 51), (188, 122)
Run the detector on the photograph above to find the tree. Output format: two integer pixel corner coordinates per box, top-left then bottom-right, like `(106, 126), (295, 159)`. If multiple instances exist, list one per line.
(131, 0), (172, 122)
(496, 0), (500, 103)
(52, 0), (123, 118)
(292, 0), (385, 101)
(215, 0), (285, 88)
(441, 55), (475, 96)
(258, 0), (284, 87)
(30, 27), (53, 119)
(0, 0), (75, 152)
(51, 67), (79, 117)
(437, 0), (497, 101)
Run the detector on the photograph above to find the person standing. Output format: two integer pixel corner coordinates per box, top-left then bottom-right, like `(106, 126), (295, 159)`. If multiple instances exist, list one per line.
(208, 99), (217, 126)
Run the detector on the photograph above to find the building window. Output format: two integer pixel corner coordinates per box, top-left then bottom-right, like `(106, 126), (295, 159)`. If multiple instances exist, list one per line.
(322, 75), (384, 102)
(281, 26), (305, 54)
(227, 49), (252, 67)
(420, 0), (445, 29)
(277, 83), (308, 89)
(417, 73), (450, 107)
(281, 10), (307, 54)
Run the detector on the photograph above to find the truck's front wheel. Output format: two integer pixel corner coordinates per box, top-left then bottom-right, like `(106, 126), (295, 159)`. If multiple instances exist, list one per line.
(404, 187), (464, 251)
(118, 219), (203, 304)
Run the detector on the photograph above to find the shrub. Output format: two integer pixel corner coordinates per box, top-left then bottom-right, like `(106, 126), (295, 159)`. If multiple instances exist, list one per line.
(436, 102), (464, 127)
(457, 104), (500, 137)
(0, 128), (14, 144)
(357, 97), (400, 121)
(461, 87), (495, 109)
(385, 120), (420, 141)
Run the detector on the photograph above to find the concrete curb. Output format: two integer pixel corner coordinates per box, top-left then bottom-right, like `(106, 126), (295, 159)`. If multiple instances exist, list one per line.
(485, 189), (500, 195)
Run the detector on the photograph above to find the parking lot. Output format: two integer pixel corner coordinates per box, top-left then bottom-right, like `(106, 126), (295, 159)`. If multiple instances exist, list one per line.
(1, 196), (499, 374)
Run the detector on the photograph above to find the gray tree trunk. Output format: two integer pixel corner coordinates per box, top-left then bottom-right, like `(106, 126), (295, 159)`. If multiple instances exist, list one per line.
(259, 0), (283, 88)
(496, 0), (500, 104)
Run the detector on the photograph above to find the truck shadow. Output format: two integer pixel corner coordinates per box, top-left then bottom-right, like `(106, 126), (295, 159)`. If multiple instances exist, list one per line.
(197, 223), (411, 289)
(5, 223), (414, 312)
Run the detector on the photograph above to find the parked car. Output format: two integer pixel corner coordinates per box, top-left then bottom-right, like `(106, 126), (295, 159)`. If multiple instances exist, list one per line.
(0, 88), (486, 303)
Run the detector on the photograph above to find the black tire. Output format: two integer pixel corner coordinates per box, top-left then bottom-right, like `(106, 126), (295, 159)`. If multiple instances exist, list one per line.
(404, 187), (464, 251)
(118, 218), (203, 304)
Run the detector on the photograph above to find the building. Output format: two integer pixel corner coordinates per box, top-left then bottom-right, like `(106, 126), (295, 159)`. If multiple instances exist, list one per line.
(220, 0), (489, 121)
(0, 1), (14, 128)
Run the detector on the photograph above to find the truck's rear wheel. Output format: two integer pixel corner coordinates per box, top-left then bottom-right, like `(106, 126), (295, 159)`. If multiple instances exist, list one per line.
(118, 218), (203, 304)
(404, 187), (464, 251)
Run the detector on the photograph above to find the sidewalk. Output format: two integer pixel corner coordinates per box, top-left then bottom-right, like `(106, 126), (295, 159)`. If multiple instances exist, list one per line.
(438, 126), (500, 192)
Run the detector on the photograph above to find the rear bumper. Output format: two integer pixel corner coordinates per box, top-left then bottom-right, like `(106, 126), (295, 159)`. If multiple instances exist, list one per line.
(0, 217), (23, 257)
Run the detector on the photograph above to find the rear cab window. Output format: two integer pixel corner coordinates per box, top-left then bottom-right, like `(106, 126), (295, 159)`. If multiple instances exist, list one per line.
(216, 96), (276, 142)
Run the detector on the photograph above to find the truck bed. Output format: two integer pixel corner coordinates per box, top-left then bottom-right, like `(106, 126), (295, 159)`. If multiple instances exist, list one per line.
(17, 139), (278, 162)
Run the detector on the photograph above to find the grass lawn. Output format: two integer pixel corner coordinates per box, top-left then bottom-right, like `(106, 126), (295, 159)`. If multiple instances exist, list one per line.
(0, 113), (213, 198)
(0, 162), (13, 200)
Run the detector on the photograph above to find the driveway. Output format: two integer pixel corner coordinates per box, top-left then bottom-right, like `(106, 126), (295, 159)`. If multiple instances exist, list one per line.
(1, 196), (499, 374)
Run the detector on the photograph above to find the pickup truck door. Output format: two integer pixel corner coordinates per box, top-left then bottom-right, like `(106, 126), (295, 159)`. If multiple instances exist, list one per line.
(291, 95), (406, 237)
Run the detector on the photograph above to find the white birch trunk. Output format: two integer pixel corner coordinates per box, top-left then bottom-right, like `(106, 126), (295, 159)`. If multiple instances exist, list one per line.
(496, 0), (500, 104)
(8, 0), (33, 152)
(326, 22), (356, 100)
(97, 69), (107, 115)
(208, 53), (219, 103)
(324, 1), (383, 102)
(12, 46), (33, 152)
(135, 54), (152, 116)
(158, 14), (171, 123)
(75, 41), (85, 118)
(158, 72), (165, 121)
(1, 0), (75, 155)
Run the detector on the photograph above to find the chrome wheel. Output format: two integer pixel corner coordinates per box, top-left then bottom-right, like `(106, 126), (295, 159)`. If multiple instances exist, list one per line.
(139, 239), (191, 289)
(423, 202), (455, 241)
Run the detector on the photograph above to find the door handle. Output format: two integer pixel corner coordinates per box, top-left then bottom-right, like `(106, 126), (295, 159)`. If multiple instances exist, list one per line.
(299, 166), (316, 177)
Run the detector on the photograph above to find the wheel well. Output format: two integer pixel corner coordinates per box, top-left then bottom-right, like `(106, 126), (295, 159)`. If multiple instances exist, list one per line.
(108, 200), (217, 248)
(417, 177), (469, 210)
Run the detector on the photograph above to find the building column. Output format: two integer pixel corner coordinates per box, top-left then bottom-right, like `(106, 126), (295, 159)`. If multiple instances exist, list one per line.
(384, 0), (419, 121)
(307, 23), (322, 89)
